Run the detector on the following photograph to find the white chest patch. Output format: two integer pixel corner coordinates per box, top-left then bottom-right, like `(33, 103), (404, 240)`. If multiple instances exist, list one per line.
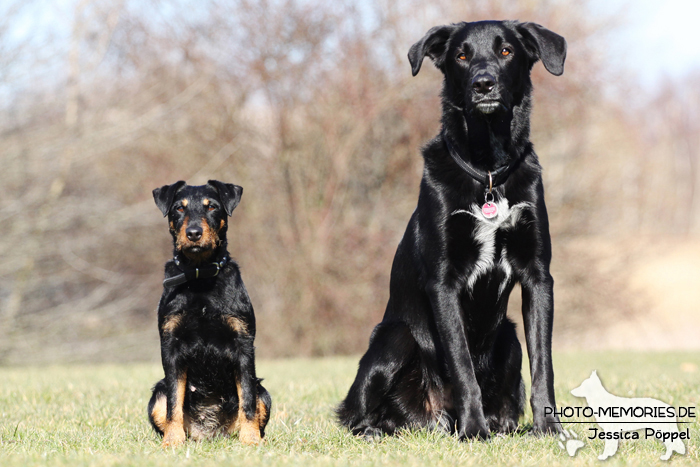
(452, 199), (532, 296)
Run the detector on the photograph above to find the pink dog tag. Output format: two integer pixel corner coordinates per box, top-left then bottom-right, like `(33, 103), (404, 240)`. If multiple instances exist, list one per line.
(482, 202), (498, 219)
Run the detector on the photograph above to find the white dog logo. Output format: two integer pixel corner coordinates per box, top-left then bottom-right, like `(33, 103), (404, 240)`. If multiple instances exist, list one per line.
(570, 371), (686, 460)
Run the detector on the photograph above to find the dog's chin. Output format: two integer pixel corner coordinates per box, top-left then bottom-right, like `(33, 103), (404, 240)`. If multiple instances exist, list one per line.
(180, 245), (215, 263)
(473, 100), (505, 115)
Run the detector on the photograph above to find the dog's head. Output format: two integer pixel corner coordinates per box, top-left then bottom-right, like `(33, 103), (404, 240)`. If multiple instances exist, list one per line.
(570, 370), (602, 398)
(153, 180), (243, 263)
(408, 21), (566, 116)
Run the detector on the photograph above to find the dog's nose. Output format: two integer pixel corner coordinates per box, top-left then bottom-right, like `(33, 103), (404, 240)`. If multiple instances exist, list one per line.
(186, 226), (203, 242)
(472, 74), (495, 94)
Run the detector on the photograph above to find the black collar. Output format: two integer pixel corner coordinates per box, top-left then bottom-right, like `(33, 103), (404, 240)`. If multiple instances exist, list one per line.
(441, 130), (519, 188)
(163, 256), (228, 288)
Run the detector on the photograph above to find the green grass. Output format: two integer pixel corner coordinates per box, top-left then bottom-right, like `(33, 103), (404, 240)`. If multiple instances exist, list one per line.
(0, 352), (698, 466)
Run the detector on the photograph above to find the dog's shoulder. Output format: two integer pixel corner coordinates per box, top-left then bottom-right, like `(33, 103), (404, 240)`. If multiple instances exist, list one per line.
(218, 259), (249, 296)
(419, 135), (451, 169)
(215, 258), (255, 316)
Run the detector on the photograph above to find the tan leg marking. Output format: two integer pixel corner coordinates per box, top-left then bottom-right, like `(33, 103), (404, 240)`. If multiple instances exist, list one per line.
(235, 381), (262, 445)
(226, 410), (240, 435)
(162, 370), (187, 448)
(255, 397), (269, 432)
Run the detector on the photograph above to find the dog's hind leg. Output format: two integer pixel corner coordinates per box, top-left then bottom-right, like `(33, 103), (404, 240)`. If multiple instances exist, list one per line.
(256, 382), (272, 438)
(337, 321), (419, 438)
(482, 319), (525, 434)
(226, 380), (272, 441)
(148, 379), (168, 436)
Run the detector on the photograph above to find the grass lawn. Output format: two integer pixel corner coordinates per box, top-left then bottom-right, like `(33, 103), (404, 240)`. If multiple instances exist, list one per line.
(0, 352), (698, 466)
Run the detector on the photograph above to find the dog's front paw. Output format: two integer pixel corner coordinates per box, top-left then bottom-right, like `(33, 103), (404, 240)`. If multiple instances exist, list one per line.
(458, 413), (490, 441)
(162, 427), (186, 448)
(531, 414), (562, 436)
(362, 427), (384, 442)
(238, 422), (263, 446)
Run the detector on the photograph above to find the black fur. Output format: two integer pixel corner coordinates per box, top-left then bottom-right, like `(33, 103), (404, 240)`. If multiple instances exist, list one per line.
(147, 180), (271, 446)
(338, 21), (566, 440)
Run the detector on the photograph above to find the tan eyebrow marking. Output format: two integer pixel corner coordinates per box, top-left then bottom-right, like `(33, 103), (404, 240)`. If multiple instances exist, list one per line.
(181, 199), (188, 207)
(203, 199), (210, 206)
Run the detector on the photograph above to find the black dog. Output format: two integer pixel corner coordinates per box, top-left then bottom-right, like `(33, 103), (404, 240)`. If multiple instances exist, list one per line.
(338, 21), (566, 440)
(147, 180), (271, 447)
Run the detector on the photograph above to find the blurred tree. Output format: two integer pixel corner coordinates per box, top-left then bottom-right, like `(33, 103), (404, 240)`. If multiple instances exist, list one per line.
(0, 0), (693, 363)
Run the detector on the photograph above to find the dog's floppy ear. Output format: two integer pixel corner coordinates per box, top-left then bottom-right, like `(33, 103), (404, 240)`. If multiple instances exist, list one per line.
(207, 180), (243, 216)
(408, 24), (458, 76)
(153, 181), (186, 217)
(516, 22), (567, 76)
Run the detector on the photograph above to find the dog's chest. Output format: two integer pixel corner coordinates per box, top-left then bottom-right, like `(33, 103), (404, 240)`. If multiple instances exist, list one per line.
(450, 199), (532, 294)
(165, 290), (240, 341)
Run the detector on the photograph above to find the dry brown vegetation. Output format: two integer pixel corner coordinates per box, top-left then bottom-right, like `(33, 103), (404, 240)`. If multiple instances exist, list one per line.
(1, 0), (699, 364)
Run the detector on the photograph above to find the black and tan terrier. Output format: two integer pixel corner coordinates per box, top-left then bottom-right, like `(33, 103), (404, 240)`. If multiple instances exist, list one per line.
(147, 180), (271, 447)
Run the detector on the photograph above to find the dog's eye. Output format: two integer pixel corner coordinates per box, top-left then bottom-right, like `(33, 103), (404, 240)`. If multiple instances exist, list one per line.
(176, 206), (184, 213)
(500, 47), (512, 57)
(457, 53), (467, 61)
(208, 205), (216, 212)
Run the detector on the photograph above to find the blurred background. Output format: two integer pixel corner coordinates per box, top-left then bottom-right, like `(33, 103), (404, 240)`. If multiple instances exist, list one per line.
(1, 0), (699, 365)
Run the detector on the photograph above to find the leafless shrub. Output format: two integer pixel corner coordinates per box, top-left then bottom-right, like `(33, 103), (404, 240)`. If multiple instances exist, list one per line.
(0, 0), (694, 364)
